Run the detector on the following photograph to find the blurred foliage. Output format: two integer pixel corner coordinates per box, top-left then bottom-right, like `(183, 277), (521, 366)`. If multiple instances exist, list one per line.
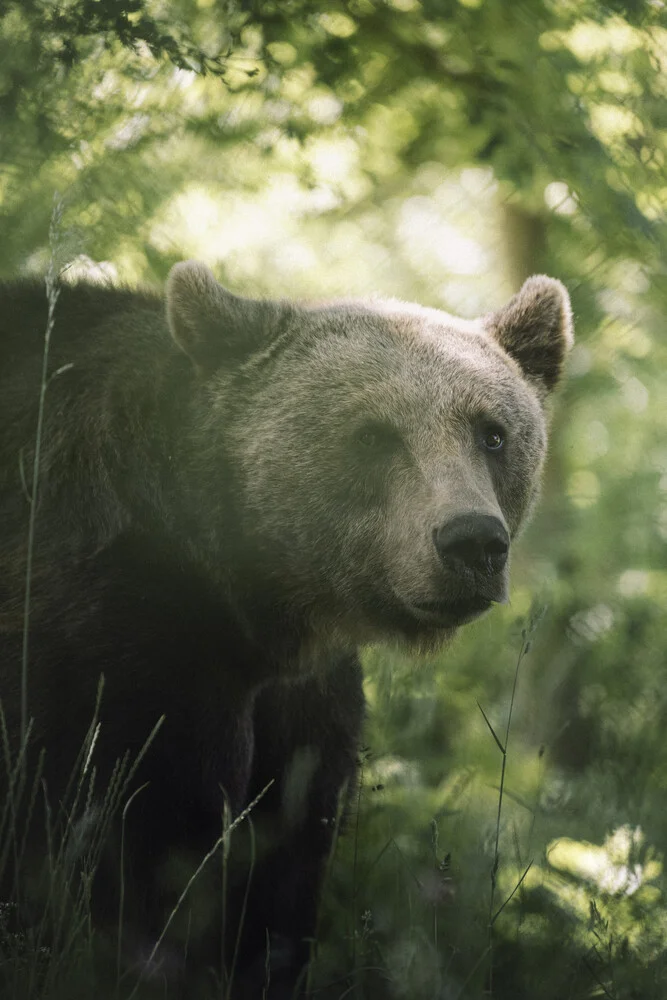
(2, 0), (667, 997)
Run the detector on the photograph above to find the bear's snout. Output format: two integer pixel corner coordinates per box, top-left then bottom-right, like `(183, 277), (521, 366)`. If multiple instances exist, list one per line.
(433, 514), (509, 577)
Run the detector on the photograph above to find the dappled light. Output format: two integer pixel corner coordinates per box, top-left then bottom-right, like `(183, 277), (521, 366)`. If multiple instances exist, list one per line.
(1, 0), (667, 998)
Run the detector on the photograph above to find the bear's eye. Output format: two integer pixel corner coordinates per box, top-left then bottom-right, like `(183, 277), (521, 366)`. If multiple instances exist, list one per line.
(354, 422), (400, 453)
(481, 426), (505, 452)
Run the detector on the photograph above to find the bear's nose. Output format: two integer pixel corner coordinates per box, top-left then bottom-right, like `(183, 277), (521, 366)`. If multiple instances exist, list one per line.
(434, 514), (509, 575)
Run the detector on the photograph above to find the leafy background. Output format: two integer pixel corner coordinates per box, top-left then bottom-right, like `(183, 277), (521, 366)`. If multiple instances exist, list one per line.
(1, 0), (667, 997)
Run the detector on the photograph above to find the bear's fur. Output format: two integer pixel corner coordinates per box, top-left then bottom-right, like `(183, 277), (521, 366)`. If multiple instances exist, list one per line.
(0, 263), (573, 996)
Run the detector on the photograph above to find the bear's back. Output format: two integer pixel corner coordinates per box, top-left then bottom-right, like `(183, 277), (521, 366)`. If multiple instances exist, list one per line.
(0, 280), (174, 468)
(0, 280), (186, 610)
(0, 279), (164, 369)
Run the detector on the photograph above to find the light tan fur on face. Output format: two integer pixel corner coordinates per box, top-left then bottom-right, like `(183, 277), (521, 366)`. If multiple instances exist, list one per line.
(167, 263), (573, 658)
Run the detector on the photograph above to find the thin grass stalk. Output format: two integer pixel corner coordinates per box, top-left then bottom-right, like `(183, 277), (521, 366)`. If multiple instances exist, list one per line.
(83, 751), (130, 869)
(491, 860), (533, 926)
(21, 197), (63, 744)
(116, 783), (150, 994)
(26, 783), (55, 999)
(350, 756), (365, 969)
(0, 714), (35, 899)
(481, 610), (542, 996)
(220, 793), (231, 993)
(225, 817), (256, 1000)
(84, 716), (164, 874)
(55, 677), (105, 832)
(126, 779), (274, 1000)
(16, 746), (46, 881)
(49, 725), (101, 890)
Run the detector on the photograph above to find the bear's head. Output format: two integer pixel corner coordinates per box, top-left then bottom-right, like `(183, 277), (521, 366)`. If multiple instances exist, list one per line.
(167, 262), (573, 655)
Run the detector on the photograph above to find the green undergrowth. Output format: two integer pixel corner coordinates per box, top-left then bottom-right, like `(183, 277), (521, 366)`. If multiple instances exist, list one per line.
(3, 596), (667, 1000)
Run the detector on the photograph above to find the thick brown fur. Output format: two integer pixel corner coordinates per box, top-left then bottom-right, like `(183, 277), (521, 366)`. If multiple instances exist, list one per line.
(0, 264), (573, 997)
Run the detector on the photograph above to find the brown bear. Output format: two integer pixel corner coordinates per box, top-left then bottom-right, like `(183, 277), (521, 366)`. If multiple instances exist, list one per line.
(0, 262), (573, 997)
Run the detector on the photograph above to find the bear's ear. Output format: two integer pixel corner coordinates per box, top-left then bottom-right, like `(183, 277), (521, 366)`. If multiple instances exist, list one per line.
(166, 260), (283, 374)
(484, 275), (574, 395)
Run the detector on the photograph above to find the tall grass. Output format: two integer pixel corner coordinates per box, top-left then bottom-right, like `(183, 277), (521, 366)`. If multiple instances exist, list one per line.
(20, 196), (63, 746)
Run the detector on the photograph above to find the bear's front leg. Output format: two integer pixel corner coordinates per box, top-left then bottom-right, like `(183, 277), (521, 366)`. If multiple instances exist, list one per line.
(228, 652), (365, 999)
